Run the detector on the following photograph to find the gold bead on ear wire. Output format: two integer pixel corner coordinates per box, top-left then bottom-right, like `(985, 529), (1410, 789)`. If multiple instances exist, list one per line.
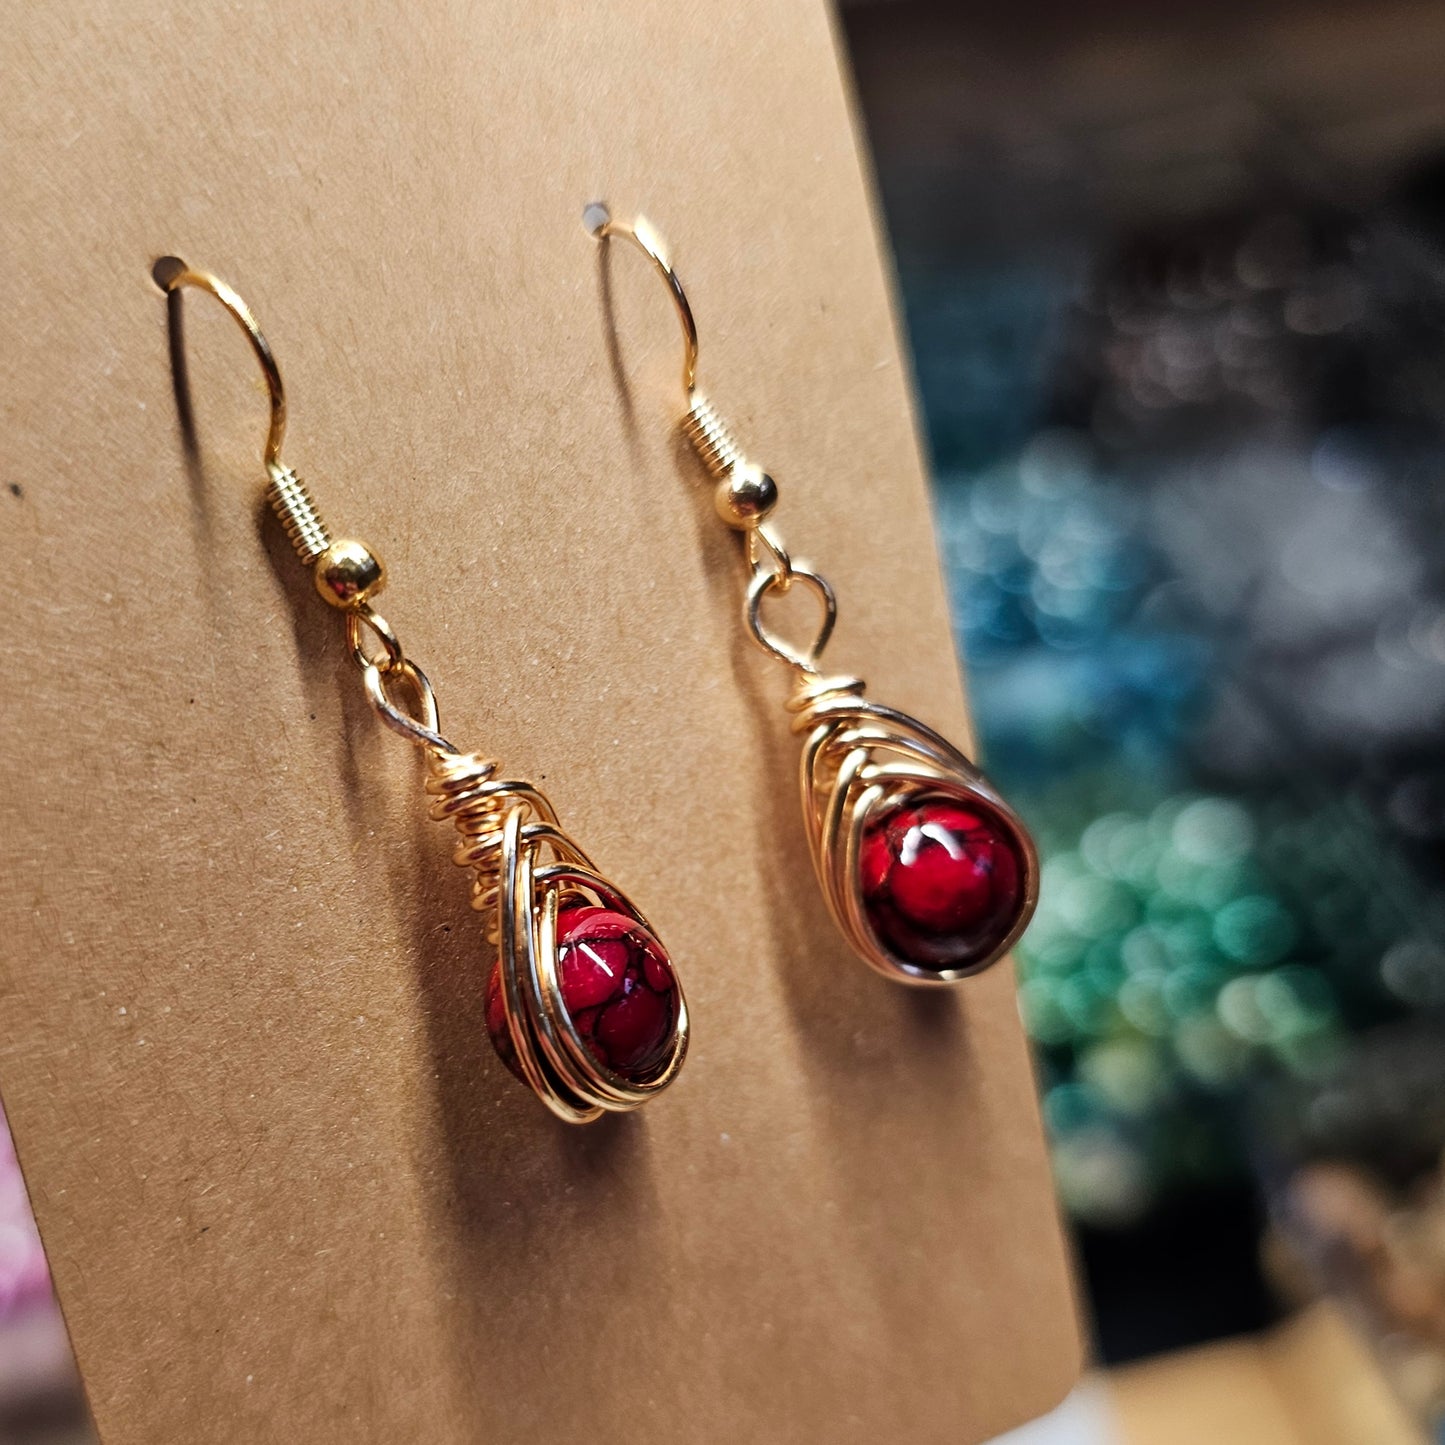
(587, 208), (1038, 986)
(153, 257), (688, 1120)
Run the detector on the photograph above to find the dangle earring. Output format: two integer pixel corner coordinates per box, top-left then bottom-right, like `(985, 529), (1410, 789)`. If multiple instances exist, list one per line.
(153, 258), (687, 1121)
(587, 209), (1038, 986)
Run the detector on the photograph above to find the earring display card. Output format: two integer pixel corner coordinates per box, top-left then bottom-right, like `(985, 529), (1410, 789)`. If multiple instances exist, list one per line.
(0, 2), (1080, 1442)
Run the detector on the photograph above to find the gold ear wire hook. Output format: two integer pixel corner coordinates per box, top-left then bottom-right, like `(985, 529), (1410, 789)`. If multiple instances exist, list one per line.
(152, 256), (288, 472)
(153, 255), (445, 742)
(588, 203), (783, 537)
(586, 204), (761, 513)
(152, 257), (396, 628)
(585, 205), (699, 395)
(588, 203), (839, 671)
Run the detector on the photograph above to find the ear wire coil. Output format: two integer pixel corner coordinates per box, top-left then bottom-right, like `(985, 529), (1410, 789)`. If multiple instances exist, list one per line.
(682, 394), (745, 478)
(266, 465), (331, 564)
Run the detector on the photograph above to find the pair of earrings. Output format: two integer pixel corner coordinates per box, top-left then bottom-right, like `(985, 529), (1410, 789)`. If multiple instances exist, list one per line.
(153, 207), (1038, 1126)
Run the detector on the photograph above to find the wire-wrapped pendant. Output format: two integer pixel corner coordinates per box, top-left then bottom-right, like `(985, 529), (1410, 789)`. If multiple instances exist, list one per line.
(427, 750), (689, 1123)
(789, 676), (1038, 986)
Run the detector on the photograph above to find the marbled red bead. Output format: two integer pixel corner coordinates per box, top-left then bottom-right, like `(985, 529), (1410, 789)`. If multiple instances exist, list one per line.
(485, 904), (680, 1086)
(859, 793), (1026, 973)
(559, 906), (679, 1078)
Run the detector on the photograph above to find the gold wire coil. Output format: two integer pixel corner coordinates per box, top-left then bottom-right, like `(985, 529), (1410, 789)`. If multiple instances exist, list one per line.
(786, 673), (870, 735)
(265, 464), (331, 564)
(682, 395), (744, 479)
(425, 750), (551, 938)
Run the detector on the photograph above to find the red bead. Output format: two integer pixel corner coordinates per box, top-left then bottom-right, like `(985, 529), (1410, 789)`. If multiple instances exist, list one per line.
(485, 904), (680, 1087)
(859, 793), (1026, 973)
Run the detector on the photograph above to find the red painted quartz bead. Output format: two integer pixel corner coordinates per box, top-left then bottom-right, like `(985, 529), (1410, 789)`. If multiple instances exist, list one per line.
(858, 792), (1026, 973)
(485, 904), (680, 1085)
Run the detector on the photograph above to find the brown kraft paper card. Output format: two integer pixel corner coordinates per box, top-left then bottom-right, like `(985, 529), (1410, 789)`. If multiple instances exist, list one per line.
(0, 2), (1082, 1440)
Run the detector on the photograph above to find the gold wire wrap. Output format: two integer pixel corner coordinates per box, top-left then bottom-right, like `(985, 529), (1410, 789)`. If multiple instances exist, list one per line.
(425, 750), (542, 935)
(787, 674), (1040, 986)
(423, 748), (689, 1123)
(265, 464), (332, 564)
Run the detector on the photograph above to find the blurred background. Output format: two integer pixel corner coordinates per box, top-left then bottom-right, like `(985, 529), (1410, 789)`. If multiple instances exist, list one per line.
(843, 0), (1445, 1439)
(4, 2), (1445, 1441)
